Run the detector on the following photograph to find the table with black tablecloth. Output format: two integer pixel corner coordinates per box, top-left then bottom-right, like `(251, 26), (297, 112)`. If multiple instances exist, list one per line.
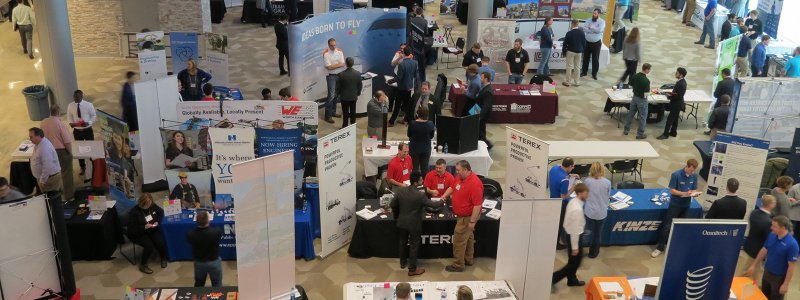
(65, 206), (123, 260)
(448, 84), (558, 124)
(126, 285), (309, 299)
(693, 140), (790, 181)
(348, 199), (499, 259)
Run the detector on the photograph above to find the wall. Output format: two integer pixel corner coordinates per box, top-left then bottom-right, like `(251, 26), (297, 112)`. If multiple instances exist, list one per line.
(158, 0), (206, 32)
(67, 0), (124, 56)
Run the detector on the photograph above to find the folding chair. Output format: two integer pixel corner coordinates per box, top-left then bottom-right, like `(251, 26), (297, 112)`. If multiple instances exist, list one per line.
(439, 37), (465, 69)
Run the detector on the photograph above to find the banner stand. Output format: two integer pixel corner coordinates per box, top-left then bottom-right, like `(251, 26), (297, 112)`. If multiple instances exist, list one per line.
(317, 124), (358, 258)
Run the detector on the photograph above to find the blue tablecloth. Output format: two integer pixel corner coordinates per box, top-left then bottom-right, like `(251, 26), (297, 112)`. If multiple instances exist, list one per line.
(304, 183), (321, 237)
(600, 189), (703, 246)
(213, 86), (244, 100)
(161, 209), (316, 261)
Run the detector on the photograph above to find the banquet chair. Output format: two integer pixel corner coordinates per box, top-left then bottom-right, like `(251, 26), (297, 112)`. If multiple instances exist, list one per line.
(440, 37), (465, 69)
(569, 163), (592, 179)
(605, 159), (641, 183)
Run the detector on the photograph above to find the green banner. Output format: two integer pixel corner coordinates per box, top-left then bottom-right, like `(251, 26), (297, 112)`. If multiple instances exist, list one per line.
(709, 35), (741, 112)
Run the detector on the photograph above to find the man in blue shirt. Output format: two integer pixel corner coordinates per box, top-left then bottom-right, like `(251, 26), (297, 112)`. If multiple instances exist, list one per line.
(694, 0), (718, 49)
(783, 47), (800, 78)
(651, 159), (699, 257)
(581, 8), (606, 80)
(550, 157), (578, 249)
(735, 29), (751, 78)
(614, 0), (630, 32)
(744, 215), (798, 299)
(462, 64), (482, 116)
(478, 57), (495, 82)
(751, 35), (770, 77)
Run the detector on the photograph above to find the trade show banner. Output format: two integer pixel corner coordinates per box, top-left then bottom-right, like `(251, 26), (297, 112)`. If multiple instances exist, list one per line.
(757, 0), (783, 38)
(477, 19), (516, 80)
(703, 132), (769, 212)
(505, 127), (549, 199)
(729, 77), (800, 148)
(317, 124), (357, 258)
(136, 31), (168, 81)
(160, 128), (211, 171)
(330, 0), (353, 11)
(204, 33), (229, 87)
(657, 220), (747, 300)
(288, 8), (406, 101)
(232, 151), (296, 299)
(785, 129), (800, 184)
(710, 35), (740, 106)
(176, 100), (318, 133)
(165, 169), (214, 208)
(96, 110), (137, 209)
(255, 128), (304, 170)
(209, 128), (256, 205)
(135, 76), (181, 187)
(170, 32), (200, 75)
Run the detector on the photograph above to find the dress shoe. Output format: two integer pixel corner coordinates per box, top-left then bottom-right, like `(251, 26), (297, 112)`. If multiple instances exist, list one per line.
(567, 280), (586, 287)
(325, 118), (335, 124)
(562, 82), (570, 87)
(400, 260), (407, 269)
(693, 41), (704, 45)
(592, 75), (598, 80)
(465, 261), (474, 266)
(580, 73), (587, 77)
(29, 54), (33, 60)
(408, 268), (425, 276)
(703, 130), (711, 135)
(635, 134), (647, 140)
(161, 259), (168, 268)
(705, 45), (715, 49)
(588, 253), (599, 259)
(139, 264), (154, 274)
(622, 131), (629, 136)
(445, 265), (464, 272)
(334, 113), (342, 118)
(656, 134), (669, 140)
(669, 132), (677, 137)
(280, 71), (288, 75)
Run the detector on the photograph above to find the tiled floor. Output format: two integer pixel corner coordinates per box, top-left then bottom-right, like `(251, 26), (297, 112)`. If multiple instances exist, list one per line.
(1, 1), (797, 299)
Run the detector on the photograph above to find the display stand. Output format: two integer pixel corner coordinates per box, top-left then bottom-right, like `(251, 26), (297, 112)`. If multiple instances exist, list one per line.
(436, 115), (479, 154)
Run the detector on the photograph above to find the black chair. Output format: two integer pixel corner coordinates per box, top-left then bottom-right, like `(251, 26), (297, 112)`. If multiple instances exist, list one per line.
(570, 164), (592, 178)
(356, 181), (378, 199)
(617, 180), (644, 189)
(605, 159), (640, 182)
(117, 212), (139, 265)
(440, 37), (465, 69)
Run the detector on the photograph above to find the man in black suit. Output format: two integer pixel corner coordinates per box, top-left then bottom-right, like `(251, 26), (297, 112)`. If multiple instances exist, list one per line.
(336, 57), (363, 128)
(475, 72), (494, 149)
(409, 81), (441, 125)
(390, 171), (443, 276)
(274, 14), (289, 76)
(706, 178), (747, 219)
(739, 195), (775, 281)
(658, 67), (688, 140)
(713, 68), (735, 108)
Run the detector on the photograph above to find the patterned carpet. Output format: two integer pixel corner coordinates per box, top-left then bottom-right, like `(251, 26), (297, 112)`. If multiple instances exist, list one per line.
(0, 0), (796, 299)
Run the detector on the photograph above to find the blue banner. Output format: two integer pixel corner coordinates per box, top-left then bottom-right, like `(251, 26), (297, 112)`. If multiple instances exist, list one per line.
(757, 0), (783, 39)
(256, 128), (304, 170)
(658, 221), (748, 300)
(330, 0), (353, 11)
(170, 32), (200, 75)
(713, 132), (771, 150)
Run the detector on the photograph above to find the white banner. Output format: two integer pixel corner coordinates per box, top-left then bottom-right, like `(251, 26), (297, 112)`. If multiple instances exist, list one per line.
(135, 76), (180, 185)
(176, 100), (319, 129)
(209, 128), (256, 200)
(317, 124), (357, 258)
(205, 51), (229, 87)
(703, 133), (769, 213)
(477, 19), (516, 80)
(233, 151), (296, 299)
(136, 31), (168, 81)
(505, 127), (549, 200)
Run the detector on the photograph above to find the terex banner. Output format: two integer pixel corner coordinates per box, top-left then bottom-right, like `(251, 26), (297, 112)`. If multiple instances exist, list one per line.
(317, 124), (357, 258)
(505, 127), (549, 200)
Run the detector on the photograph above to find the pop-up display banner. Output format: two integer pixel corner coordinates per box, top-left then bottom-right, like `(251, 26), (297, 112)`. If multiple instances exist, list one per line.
(96, 110), (137, 210)
(288, 7), (407, 101)
(135, 75), (180, 186)
(204, 33), (229, 87)
(703, 132), (769, 213)
(317, 124), (357, 258)
(709, 35), (740, 108)
(758, 0), (783, 39)
(176, 100), (318, 131)
(136, 31), (168, 81)
(477, 19), (516, 82)
(728, 77), (800, 149)
(170, 32), (200, 75)
(504, 127), (549, 200)
(209, 128), (256, 206)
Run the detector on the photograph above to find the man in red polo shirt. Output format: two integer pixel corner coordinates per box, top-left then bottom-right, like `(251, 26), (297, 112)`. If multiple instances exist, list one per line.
(387, 143), (413, 187)
(424, 159), (454, 197)
(441, 160), (484, 272)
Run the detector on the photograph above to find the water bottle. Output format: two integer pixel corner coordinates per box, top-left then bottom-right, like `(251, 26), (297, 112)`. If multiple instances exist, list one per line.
(441, 290), (447, 299)
(443, 143), (449, 154)
(617, 82), (623, 90)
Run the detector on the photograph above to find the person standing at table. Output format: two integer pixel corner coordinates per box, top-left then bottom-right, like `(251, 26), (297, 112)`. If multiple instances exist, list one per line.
(657, 67), (687, 140)
(652, 159), (699, 257)
(177, 59), (213, 101)
(323, 38), (346, 124)
(40, 105), (74, 201)
(743, 215), (798, 300)
(740, 195), (775, 281)
(475, 72), (494, 150)
(461, 64), (482, 117)
(425, 159), (455, 198)
(770, 176), (794, 220)
(783, 47), (800, 78)
(720, 13), (734, 40)
(337, 57), (363, 128)
(28, 127), (62, 194)
(694, 0), (717, 49)
(462, 43), (484, 68)
(618, 27), (641, 85)
(67, 90), (96, 176)
(583, 162), (611, 258)
(505, 38), (530, 85)
(708, 95), (731, 139)
(389, 48), (419, 127)
(580, 8), (605, 80)
(751, 35), (769, 77)
(478, 57), (495, 82)
(127, 193), (168, 274)
(187, 210), (223, 287)
(274, 14), (290, 76)
(171, 171), (201, 209)
(550, 157), (578, 249)
(410, 82), (441, 125)
(706, 178), (747, 219)
(407, 109), (435, 175)
(562, 20), (585, 87)
(367, 90), (388, 139)
(121, 71), (139, 132)
(538, 17), (555, 76)
(391, 171), (443, 276)
(552, 183), (589, 287)
(623, 63), (651, 140)
(441, 160), (484, 272)
(744, 10), (763, 48)
(387, 143), (413, 188)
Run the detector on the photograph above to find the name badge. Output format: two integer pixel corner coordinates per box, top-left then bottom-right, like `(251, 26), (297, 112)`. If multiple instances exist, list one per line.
(145, 215), (153, 222)
(437, 183), (445, 189)
(190, 83), (196, 88)
(515, 57), (521, 63)
(403, 169), (409, 175)
(456, 184), (461, 191)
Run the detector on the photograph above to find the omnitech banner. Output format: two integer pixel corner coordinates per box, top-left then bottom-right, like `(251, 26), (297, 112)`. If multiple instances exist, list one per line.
(137, 31), (168, 81)
(204, 33), (229, 87)
(255, 128), (304, 170)
(317, 124), (357, 258)
(96, 110), (137, 210)
(657, 220), (747, 300)
(703, 132), (769, 213)
(288, 8), (406, 101)
(477, 19), (516, 82)
(710, 35), (740, 107)
(209, 128), (256, 205)
(505, 127), (549, 200)
(170, 32), (200, 75)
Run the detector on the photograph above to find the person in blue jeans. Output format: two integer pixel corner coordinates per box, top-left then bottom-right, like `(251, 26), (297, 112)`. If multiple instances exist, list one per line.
(651, 159), (699, 257)
(537, 17), (555, 76)
(323, 38), (346, 123)
(582, 162), (611, 258)
(504, 38), (530, 84)
(751, 35), (770, 77)
(187, 211), (223, 287)
(623, 63), (651, 139)
(694, 0), (718, 49)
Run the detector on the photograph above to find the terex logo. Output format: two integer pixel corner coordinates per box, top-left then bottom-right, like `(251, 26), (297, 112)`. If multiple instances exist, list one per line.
(323, 141), (329, 148)
(516, 135), (542, 150)
(612, 221), (661, 232)
(330, 131), (351, 143)
(511, 134), (517, 140)
(281, 105), (302, 115)
(421, 235), (452, 245)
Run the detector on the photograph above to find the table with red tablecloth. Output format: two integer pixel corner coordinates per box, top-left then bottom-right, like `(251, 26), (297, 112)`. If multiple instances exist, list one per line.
(447, 83), (558, 124)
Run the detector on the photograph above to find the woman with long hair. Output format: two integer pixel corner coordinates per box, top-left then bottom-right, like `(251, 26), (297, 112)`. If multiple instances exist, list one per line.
(537, 17), (555, 76)
(582, 162), (612, 258)
(619, 27), (641, 84)
(177, 59), (213, 101)
(164, 131), (195, 169)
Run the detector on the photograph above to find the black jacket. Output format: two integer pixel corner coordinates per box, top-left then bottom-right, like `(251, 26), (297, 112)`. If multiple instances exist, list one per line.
(391, 185), (443, 232)
(721, 21), (732, 40)
(410, 92), (441, 121)
(706, 195), (747, 219)
(743, 208), (772, 258)
(708, 105), (730, 130)
(274, 22), (289, 51)
(336, 68), (363, 102)
(669, 78), (687, 107)
(476, 84), (493, 120)
(713, 77), (735, 108)
(127, 205), (164, 238)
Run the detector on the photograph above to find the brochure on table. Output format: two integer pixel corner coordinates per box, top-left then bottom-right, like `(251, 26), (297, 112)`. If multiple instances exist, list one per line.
(703, 132), (769, 213)
(317, 124), (357, 258)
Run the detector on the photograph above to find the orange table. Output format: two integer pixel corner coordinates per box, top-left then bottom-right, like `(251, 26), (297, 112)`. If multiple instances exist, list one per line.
(584, 276), (766, 300)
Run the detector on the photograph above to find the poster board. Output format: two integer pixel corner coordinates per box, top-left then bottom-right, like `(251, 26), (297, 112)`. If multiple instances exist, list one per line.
(170, 32), (200, 76)
(204, 33), (229, 87)
(504, 127), (549, 199)
(703, 132), (769, 213)
(136, 31), (168, 81)
(757, 0), (783, 39)
(477, 19), (517, 81)
(317, 124), (357, 258)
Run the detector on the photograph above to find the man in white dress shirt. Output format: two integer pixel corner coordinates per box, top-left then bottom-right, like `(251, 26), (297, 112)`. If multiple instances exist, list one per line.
(323, 38), (345, 124)
(552, 183), (589, 287)
(67, 90), (96, 175)
(29, 127), (62, 194)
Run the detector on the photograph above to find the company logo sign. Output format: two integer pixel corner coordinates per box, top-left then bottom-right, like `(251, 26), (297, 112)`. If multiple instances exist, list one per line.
(534, 50), (563, 62)
(224, 223), (235, 235)
(509, 103), (531, 113)
(492, 104), (507, 112)
(612, 221), (661, 232)
(324, 141), (330, 148)
(227, 135), (237, 141)
(685, 266), (714, 300)
(281, 105), (303, 116)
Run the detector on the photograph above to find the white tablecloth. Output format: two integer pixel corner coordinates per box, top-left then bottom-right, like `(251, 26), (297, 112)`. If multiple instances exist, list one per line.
(343, 280), (517, 300)
(362, 140), (493, 177)
(523, 41), (610, 70)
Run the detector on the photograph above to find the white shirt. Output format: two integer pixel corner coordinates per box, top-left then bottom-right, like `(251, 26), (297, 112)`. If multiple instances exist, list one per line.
(31, 138), (61, 182)
(12, 4), (34, 26)
(323, 48), (345, 74)
(67, 100), (97, 130)
(564, 197), (586, 250)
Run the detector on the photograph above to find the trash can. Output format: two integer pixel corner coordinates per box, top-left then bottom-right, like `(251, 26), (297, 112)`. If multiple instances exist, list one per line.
(23, 85), (49, 121)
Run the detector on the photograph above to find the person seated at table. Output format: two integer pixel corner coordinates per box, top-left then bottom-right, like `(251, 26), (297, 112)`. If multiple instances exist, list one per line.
(425, 159), (455, 198)
(478, 56), (495, 82)
(387, 143), (413, 188)
(657, 67), (687, 140)
(457, 286), (474, 300)
(127, 193), (168, 274)
(201, 83), (215, 101)
(171, 171), (201, 209)
(707, 95), (731, 139)
(390, 171), (443, 276)
(187, 210), (223, 287)
(462, 43), (484, 69)
(0, 177), (25, 203)
(552, 183), (589, 287)
(705, 178), (747, 219)
(652, 158), (699, 258)
(395, 282), (412, 300)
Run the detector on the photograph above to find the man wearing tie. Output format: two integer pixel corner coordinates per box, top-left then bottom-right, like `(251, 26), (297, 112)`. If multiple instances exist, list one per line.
(67, 90), (97, 176)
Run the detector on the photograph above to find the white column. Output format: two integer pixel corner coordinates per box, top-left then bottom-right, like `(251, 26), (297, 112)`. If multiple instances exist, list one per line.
(35, 0), (78, 111)
(465, 0), (492, 50)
